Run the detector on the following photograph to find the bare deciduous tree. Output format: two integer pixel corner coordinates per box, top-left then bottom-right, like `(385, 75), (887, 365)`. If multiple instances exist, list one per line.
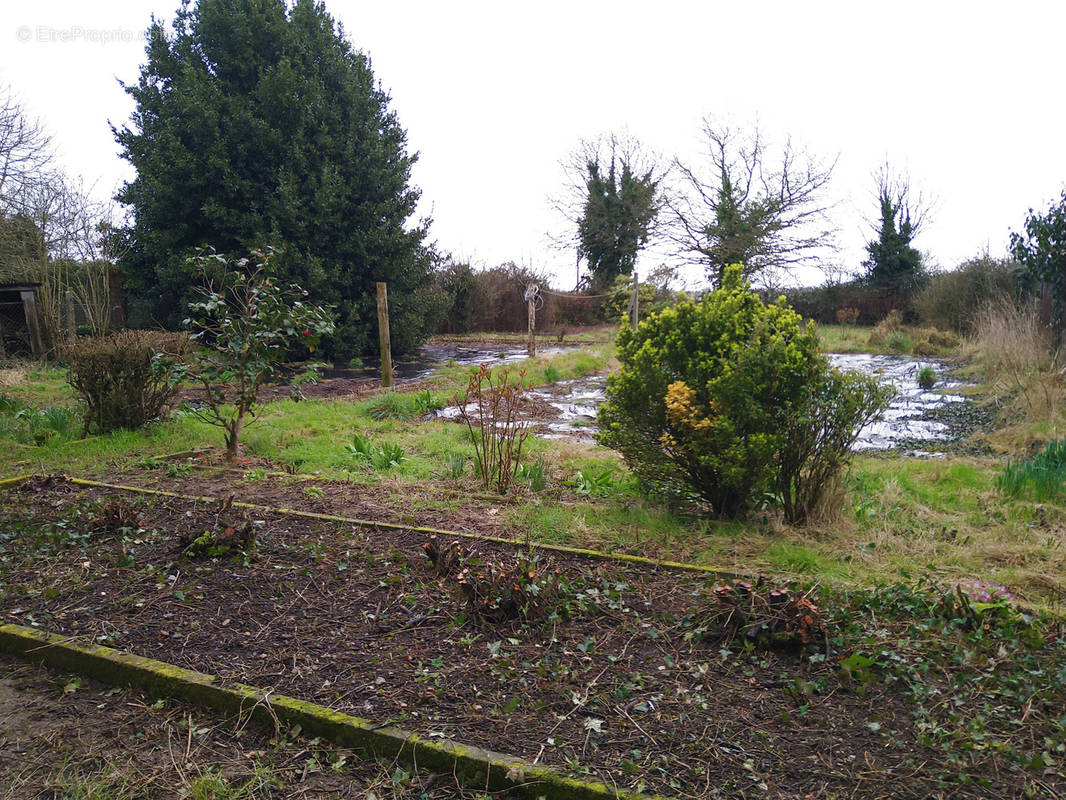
(0, 86), (54, 214)
(1, 87), (125, 346)
(668, 117), (837, 288)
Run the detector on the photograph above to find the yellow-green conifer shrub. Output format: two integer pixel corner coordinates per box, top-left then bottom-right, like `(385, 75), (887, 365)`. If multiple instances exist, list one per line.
(597, 265), (889, 522)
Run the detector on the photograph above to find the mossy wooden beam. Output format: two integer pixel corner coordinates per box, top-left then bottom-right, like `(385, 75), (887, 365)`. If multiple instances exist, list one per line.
(0, 622), (673, 800)
(65, 476), (736, 579)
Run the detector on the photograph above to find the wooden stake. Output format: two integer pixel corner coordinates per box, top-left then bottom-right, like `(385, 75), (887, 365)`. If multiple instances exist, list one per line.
(20, 289), (45, 358)
(526, 283), (536, 358)
(376, 282), (393, 388)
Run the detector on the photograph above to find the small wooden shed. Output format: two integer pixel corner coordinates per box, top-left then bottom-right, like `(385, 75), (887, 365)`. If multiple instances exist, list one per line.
(0, 282), (45, 358)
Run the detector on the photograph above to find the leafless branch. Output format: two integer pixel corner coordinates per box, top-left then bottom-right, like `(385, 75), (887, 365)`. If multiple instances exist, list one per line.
(667, 116), (838, 287)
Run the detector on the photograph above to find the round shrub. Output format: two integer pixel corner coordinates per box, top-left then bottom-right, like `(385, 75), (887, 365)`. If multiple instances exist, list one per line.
(65, 330), (191, 435)
(597, 265), (889, 522)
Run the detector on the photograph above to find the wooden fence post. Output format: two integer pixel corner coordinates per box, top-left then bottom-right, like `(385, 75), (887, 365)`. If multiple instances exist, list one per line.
(526, 283), (537, 358)
(376, 282), (393, 388)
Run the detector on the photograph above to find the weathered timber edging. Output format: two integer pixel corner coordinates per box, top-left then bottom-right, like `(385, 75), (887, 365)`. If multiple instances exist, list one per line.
(0, 623), (673, 800)
(61, 476), (737, 579)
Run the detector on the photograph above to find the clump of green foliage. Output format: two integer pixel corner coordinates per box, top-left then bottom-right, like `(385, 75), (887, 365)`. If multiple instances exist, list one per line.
(0, 400), (80, 445)
(1011, 190), (1066, 328)
(997, 439), (1066, 501)
(363, 389), (442, 420)
(835, 580), (1064, 774)
(917, 366), (937, 390)
(345, 434), (407, 471)
(598, 265), (889, 522)
(179, 246), (335, 462)
(65, 330), (191, 435)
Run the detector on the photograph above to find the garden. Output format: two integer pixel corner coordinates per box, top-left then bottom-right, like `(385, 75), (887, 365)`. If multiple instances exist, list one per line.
(2, 258), (1066, 800)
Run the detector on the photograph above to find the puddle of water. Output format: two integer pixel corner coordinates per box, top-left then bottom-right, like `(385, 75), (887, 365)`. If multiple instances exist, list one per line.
(323, 344), (575, 382)
(827, 354), (968, 452)
(428, 350), (972, 455)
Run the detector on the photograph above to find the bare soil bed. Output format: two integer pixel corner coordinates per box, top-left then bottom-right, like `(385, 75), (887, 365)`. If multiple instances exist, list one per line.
(1, 477), (1062, 799)
(0, 655), (494, 798)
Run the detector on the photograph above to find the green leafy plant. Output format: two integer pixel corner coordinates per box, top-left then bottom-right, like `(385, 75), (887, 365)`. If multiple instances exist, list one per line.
(573, 467), (614, 497)
(365, 389), (441, 420)
(916, 365), (937, 390)
(517, 459), (547, 492)
(884, 329), (913, 353)
(178, 246), (335, 462)
(65, 330), (191, 435)
(598, 265), (884, 521)
(345, 434), (406, 471)
(11, 406), (81, 445)
(1011, 189), (1066, 328)
(456, 365), (531, 494)
(832, 579), (1059, 770)
(371, 442), (406, 470)
(443, 452), (466, 480)
(998, 439), (1066, 501)
(345, 433), (375, 462)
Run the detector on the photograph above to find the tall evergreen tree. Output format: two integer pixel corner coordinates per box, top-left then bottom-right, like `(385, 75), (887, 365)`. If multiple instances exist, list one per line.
(863, 170), (925, 292)
(114, 0), (436, 355)
(576, 143), (661, 292)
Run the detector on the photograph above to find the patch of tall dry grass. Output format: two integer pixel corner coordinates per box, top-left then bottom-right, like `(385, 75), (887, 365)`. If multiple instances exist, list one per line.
(967, 297), (1061, 418)
(0, 368), (27, 388)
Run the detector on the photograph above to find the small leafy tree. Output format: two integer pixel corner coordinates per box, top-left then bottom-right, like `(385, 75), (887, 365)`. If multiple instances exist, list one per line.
(597, 265), (887, 521)
(181, 246), (335, 462)
(1011, 189), (1066, 331)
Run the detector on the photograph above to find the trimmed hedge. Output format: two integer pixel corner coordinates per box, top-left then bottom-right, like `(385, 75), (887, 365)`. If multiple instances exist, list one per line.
(66, 331), (191, 435)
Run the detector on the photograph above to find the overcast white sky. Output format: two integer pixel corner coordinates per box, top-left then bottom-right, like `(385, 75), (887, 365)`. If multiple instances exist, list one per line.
(2, 1), (1064, 290)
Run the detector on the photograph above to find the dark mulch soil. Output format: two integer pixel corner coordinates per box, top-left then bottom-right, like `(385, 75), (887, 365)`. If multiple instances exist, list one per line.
(0, 655), (496, 798)
(0, 477), (1056, 799)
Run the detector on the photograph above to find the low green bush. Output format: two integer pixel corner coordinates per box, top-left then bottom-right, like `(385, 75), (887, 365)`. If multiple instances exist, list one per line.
(913, 256), (1018, 334)
(598, 265), (888, 522)
(65, 330), (191, 435)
